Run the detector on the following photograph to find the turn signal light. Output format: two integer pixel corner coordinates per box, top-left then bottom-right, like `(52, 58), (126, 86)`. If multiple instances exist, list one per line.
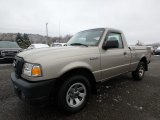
(32, 66), (42, 77)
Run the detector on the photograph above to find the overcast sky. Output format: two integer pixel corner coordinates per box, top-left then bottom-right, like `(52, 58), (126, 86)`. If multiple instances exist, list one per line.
(0, 0), (160, 45)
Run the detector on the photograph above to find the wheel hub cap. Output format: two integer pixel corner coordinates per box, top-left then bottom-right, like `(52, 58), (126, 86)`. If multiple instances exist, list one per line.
(139, 65), (144, 77)
(66, 82), (86, 108)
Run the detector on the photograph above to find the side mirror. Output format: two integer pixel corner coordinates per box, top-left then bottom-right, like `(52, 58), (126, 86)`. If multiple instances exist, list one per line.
(102, 40), (119, 50)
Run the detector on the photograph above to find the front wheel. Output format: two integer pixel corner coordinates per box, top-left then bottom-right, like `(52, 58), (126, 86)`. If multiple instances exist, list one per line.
(132, 62), (145, 80)
(57, 75), (91, 114)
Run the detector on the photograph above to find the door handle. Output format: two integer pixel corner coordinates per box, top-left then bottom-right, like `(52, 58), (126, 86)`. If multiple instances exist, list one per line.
(90, 56), (99, 60)
(124, 52), (127, 55)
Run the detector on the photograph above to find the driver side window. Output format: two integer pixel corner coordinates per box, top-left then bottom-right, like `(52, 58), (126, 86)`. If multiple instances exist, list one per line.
(107, 32), (124, 48)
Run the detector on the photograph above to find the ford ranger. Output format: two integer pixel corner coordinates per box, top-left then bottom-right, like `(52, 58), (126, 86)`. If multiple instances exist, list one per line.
(11, 28), (151, 113)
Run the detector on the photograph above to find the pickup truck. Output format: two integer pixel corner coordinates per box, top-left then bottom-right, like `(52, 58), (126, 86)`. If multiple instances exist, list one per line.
(11, 28), (151, 113)
(0, 40), (21, 62)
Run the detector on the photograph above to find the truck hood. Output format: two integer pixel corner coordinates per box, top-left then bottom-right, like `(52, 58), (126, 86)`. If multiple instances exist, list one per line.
(17, 46), (99, 63)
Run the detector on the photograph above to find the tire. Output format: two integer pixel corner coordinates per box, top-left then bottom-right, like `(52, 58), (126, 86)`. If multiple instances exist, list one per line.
(57, 75), (91, 114)
(132, 62), (145, 80)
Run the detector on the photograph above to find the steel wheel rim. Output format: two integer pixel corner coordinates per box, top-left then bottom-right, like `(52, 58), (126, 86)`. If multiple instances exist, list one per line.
(139, 65), (144, 77)
(66, 82), (86, 108)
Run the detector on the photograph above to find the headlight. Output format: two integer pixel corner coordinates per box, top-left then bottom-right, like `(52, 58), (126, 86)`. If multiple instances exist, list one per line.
(23, 63), (42, 77)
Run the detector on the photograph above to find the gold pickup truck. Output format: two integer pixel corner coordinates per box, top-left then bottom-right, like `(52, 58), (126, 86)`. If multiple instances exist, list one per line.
(11, 28), (151, 113)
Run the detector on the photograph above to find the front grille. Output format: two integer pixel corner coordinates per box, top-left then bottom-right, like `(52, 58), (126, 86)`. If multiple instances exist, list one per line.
(14, 56), (24, 78)
(3, 51), (18, 57)
(0, 50), (2, 58)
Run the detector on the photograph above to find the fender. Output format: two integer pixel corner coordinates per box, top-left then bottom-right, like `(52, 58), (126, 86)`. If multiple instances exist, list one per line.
(58, 61), (93, 78)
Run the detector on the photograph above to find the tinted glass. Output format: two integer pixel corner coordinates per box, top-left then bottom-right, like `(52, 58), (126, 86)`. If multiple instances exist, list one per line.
(67, 28), (105, 46)
(107, 33), (123, 48)
(0, 41), (20, 48)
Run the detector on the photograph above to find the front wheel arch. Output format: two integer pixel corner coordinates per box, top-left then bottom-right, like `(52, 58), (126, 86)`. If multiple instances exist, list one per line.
(57, 68), (97, 94)
(49, 68), (97, 107)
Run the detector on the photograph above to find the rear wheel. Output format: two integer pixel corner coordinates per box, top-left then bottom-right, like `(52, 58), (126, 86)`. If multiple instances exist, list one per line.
(57, 75), (91, 114)
(132, 62), (145, 80)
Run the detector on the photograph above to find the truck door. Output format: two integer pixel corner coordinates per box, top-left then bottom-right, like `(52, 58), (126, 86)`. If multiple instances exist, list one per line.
(100, 32), (131, 80)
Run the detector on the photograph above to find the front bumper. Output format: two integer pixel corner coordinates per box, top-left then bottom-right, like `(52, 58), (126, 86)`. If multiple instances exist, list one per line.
(11, 72), (56, 105)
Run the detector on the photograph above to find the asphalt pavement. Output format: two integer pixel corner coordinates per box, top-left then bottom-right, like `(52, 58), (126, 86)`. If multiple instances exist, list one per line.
(0, 56), (160, 120)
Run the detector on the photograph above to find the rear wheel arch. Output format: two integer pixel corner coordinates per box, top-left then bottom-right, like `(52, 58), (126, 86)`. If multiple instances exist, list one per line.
(132, 61), (145, 80)
(140, 57), (148, 71)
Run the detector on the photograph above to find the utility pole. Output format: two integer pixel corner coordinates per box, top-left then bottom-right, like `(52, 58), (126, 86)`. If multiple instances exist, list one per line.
(59, 20), (61, 43)
(46, 22), (48, 37)
(46, 22), (48, 44)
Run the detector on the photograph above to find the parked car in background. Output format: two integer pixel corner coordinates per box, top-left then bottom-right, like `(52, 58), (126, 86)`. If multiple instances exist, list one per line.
(51, 43), (67, 47)
(0, 40), (21, 62)
(27, 44), (49, 50)
(154, 47), (160, 55)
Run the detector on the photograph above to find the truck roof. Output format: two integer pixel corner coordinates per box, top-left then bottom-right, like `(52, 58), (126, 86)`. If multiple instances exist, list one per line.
(81, 27), (123, 33)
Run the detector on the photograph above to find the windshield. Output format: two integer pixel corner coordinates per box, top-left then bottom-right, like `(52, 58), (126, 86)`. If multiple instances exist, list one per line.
(67, 28), (105, 46)
(0, 41), (20, 48)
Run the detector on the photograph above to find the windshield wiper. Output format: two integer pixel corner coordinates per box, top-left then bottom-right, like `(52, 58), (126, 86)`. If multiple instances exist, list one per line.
(70, 43), (88, 47)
